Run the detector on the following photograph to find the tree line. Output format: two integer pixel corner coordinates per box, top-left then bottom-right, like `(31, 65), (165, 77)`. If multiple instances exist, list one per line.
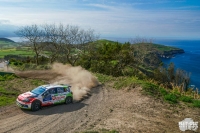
(15, 24), (191, 91)
(16, 24), (99, 65)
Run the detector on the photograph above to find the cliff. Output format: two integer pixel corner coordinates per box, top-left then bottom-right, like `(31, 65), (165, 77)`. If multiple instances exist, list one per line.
(156, 49), (185, 58)
(132, 43), (185, 59)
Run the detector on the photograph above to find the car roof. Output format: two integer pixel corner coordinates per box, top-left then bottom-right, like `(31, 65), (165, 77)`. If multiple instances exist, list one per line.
(41, 84), (71, 90)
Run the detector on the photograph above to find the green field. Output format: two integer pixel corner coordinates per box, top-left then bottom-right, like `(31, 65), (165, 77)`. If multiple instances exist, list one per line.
(0, 48), (34, 58)
(0, 38), (19, 48)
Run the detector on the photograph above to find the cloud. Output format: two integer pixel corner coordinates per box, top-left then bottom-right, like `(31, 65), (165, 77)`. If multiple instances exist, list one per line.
(0, 20), (10, 24)
(0, 1), (199, 39)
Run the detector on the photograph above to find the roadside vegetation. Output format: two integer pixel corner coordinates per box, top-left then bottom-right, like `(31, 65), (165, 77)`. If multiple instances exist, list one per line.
(0, 74), (46, 107)
(0, 48), (34, 58)
(95, 73), (200, 108)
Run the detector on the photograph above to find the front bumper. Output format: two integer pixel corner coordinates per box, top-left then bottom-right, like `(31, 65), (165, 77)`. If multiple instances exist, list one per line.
(16, 99), (32, 109)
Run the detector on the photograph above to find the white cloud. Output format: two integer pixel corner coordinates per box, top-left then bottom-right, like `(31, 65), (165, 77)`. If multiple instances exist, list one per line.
(0, 2), (199, 39)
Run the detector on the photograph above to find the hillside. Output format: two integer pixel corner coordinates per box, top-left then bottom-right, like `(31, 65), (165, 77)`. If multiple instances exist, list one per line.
(132, 43), (185, 58)
(92, 40), (184, 58)
(0, 38), (19, 48)
(0, 38), (15, 43)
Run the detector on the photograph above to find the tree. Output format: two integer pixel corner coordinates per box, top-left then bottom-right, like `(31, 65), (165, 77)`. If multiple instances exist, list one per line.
(15, 24), (44, 65)
(16, 23), (99, 66)
(59, 25), (99, 66)
(42, 23), (63, 63)
(154, 63), (190, 90)
(77, 41), (135, 76)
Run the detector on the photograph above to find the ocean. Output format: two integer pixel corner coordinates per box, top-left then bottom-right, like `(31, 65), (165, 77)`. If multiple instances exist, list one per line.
(154, 40), (200, 90)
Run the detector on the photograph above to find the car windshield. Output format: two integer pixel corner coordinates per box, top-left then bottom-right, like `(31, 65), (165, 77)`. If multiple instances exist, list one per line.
(31, 86), (46, 95)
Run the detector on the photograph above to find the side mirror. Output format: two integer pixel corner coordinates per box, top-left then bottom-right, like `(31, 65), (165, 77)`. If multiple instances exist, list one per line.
(42, 93), (48, 97)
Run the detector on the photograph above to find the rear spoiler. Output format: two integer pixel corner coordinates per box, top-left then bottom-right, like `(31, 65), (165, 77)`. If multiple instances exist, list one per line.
(60, 84), (71, 88)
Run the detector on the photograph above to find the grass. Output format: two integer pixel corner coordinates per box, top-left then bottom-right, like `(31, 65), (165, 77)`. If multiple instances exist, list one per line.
(164, 93), (178, 103)
(10, 63), (51, 71)
(0, 74), (47, 107)
(95, 73), (115, 84)
(0, 48), (34, 58)
(0, 39), (19, 49)
(132, 43), (181, 53)
(192, 100), (200, 108)
(0, 96), (16, 106)
(95, 73), (200, 107)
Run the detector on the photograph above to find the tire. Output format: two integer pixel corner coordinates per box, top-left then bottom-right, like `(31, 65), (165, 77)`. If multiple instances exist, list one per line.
(31, 100), (41, 111)
(65, 97), (72, 104)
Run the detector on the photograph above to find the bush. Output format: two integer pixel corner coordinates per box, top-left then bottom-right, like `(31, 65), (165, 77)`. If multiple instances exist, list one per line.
(192, 100), (200, 108)
(142, 82), (159, 96)
(164, 93), (178, 103)
(95, 73), (115, 84)
(160, 88), (168, 96)
(12, 60), (23, 66)
(0, 74), (16, 81)
(179, 95), (193, 103)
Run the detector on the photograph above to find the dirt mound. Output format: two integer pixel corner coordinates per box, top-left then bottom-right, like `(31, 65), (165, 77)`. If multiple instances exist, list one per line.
(15, 63), (99, 101)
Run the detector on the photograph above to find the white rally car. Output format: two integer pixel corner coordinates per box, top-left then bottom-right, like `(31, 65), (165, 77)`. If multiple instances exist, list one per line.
(16, 84), (73, 111)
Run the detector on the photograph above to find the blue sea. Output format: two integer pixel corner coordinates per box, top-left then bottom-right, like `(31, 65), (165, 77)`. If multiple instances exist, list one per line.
(154, 40), (200, 90)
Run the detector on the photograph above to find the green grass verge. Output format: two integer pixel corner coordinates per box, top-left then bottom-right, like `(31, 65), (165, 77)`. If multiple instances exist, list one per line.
(95, 73), (200, 108)
(10, 63), (51, 71)
(0, 48), (34, 58)
(0, 96), (16, 106)
(0, 74), (46, 107)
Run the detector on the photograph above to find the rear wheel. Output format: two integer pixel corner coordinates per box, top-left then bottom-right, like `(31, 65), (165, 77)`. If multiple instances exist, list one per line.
(65, 97), (72, 104)
(31, 100), (41, 111)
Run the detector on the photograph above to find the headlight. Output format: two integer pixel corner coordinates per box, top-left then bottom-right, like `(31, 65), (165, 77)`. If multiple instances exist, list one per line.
(23, 98), (30, 102)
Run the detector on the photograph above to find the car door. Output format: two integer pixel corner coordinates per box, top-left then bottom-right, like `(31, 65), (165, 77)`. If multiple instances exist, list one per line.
(56, 87), (66, 103)
(42, 89), (53, 106)
(50, 88), (58, 104)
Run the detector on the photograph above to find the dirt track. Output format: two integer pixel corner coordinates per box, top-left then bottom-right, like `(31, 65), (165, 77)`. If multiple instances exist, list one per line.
(0, 64), (200, 133)
(0, 85), (200, 133)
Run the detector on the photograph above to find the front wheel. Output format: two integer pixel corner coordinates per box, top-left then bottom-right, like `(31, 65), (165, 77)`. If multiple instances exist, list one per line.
(31, 100), (41, 111)
(65, 97), (72, 104)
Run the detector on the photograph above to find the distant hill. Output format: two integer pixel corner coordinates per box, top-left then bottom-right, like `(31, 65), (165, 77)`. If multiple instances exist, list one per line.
(0, 38), (19, 48)
(91, 39), (184, 59)
(0, 38), (15, 43)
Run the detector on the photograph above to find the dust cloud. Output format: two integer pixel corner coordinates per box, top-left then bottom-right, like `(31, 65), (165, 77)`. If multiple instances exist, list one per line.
(16, 63), (99, 101)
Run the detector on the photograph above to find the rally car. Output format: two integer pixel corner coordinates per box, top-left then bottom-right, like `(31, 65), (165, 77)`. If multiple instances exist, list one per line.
(16, 84), (73, 111)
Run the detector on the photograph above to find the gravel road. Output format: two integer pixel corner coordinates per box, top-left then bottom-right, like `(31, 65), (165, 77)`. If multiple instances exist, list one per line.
(0, 86), (200, 133)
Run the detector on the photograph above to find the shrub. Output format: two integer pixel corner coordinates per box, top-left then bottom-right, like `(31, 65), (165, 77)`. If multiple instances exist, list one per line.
(164, 93), (178, 103)
(142, 82), (159, 96)
(0, 74), (16, 81)
(95, 73), (114, 84)
(192, 100), (200, 108)
(160, 88), (168, 96)
(179, 95), (193, 103)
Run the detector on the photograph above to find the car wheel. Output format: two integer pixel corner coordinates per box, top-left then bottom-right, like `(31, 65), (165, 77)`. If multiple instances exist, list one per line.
(31, 100), (41, 111)
(65, 97), (72, 104)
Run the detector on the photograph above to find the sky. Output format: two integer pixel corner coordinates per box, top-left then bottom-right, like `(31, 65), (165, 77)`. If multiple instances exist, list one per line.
(0, 0), (200, 40)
